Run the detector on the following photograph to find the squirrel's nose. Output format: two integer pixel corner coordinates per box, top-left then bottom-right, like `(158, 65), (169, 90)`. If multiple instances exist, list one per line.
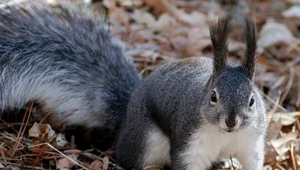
(225, 118), (237, 128)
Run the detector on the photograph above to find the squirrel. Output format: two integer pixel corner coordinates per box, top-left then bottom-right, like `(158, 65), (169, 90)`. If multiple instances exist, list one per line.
(0, 1), (141, 130)
(0, 1), (267, 170)
(116, 17), (267, 170)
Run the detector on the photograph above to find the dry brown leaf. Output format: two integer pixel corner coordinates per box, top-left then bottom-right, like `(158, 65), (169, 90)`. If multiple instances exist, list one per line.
(258, 19), (295, 48)
(188, 27), (210, 40)
(153, 13), (176, 30)
(132, 7), (177, 30)
(294, 138), (300, 152)
(102, 156), (109, 170)
(185, 39), (211, 57)
(272, 112), (300, 126)
(265, 142), (279, 164)
(108, 7), (128, 33)
(267, 119), (282, 140)
(29, 122), (56, 140)
(174, 9), (208, 27)
(297, 154), (300, 166)
(263, 165), (273, 170)
(56, 154), (78, 170)
(144, 0), (168, 15)
(283, 6), (300, 18)
(271, 131), (298, 149)
(271, 131), (298, 159)
(280, 115), (297, 126)
(3, 165), (21, 170)
(90, 160), (103, 170)
(29, 123), (71, 149)
(55, 133), (68, 147)
(170, 36), (187, 53)
(132, 9), (156, 27)
(118, 0), (143, 6)
(28, 122), (42, 138)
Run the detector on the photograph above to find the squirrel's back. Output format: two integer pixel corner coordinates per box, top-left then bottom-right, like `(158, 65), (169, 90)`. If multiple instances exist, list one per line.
(0, 1), (141, 129)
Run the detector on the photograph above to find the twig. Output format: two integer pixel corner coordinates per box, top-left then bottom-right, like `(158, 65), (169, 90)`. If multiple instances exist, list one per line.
(290, 143), (297, 170)
(29, 143), (90, 170)
(91, 145), (116, 162)
(81, 152), (124, 170)
(12, 101), (34, 156)
(279, 67), (294, 105)
(0, 161), (45, 169)
(0, 143), (7, 166)
(261, 92), (286, 111)
(267, 97), (280, 126)
(33, 142), (48, 168)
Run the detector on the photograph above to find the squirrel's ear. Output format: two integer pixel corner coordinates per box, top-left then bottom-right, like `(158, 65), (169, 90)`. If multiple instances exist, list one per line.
(242, 17), (257, 80)
(210, 17), (230, 78)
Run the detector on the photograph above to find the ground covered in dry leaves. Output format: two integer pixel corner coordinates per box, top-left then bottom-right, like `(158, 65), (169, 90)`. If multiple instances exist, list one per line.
(0, 0), (300, 170)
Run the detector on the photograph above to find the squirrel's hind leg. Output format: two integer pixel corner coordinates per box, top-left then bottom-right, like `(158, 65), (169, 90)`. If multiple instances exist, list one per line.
(142, 124), (171, 169)
(116, 121), (171, 169)
(116, 111), (171, 169)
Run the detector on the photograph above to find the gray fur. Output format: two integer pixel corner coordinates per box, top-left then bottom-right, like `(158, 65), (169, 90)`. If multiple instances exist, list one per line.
(0, 1), (141, 129)
(116, 18), (267, 170)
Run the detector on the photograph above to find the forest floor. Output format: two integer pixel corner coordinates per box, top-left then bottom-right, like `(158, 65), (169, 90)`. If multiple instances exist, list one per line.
(0, 0), (300, 170)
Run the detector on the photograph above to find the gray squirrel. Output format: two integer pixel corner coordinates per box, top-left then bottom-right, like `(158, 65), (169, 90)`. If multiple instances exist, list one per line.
(116, 17), (267, 170)
(0, 1), (141, 130)
(0, 1), (267, 170)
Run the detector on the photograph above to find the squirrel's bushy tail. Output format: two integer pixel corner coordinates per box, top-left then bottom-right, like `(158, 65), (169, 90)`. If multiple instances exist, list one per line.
(0, 1), (141, 129)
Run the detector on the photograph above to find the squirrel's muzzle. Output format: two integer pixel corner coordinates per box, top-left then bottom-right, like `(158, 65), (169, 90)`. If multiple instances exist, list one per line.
(225, 118), (237, 128)
(220, 115), (242, 132)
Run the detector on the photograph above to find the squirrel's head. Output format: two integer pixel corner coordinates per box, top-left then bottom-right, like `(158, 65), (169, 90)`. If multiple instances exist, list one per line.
(202, 17), (264, 132)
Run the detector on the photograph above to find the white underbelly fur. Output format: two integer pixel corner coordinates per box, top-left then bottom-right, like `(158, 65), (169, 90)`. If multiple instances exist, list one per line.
(181, 124), (255, 170)
(142, 123), (256, 170)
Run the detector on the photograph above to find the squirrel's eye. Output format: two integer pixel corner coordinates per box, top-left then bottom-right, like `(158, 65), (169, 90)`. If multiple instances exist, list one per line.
(249, 97), (255, 107)
(211, 91), (217, 103)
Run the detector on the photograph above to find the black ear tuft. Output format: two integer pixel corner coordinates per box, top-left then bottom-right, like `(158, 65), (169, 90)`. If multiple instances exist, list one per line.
(242, 17), (257, 80)
(209, 17), (230, 78)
